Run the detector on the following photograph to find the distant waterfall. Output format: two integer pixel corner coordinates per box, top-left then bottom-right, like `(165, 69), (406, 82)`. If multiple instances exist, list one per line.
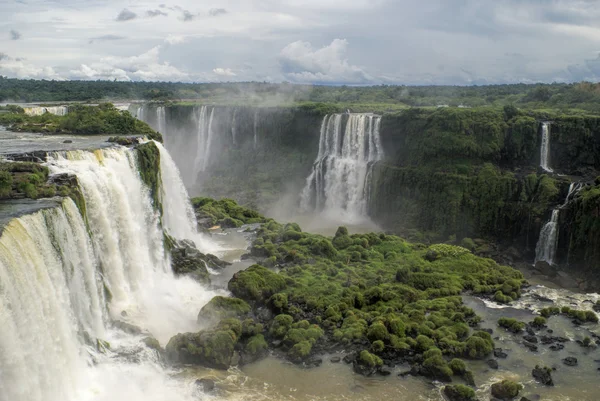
(534, 182), (582, 265)
(253, 109), (259, 150)
(193, 105), (216, 173)
(0, 145), (220, 401)
(23, 105), (69, 116)
(156, 106), (166, 136)
(540, 122), (553, 173)
(300, 113), (383, 221)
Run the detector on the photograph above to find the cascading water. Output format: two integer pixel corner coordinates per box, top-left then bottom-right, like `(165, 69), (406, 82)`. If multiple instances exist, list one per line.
(253, 109), (259, 150)
(156, 106), (167, 137)
(300, 113), (383, 222)
(193, 105), (215, 173)
(540, 122), (553, 173)
(534, 182), (582, 265)
(0, 145), (222, 401)
(23, 105), (69, 116)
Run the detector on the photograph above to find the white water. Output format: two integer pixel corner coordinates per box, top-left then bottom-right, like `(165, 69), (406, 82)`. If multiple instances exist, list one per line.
(157, 106), (167, 137)
(540, 122), (553, 173)
(23, 105), (69, 116)
(0, 145), (224, 401)
(534, 182), (582, 265)
(300, 113), (383, 222)
(253, 109), (259, 150)
(192, 105), (216, 173)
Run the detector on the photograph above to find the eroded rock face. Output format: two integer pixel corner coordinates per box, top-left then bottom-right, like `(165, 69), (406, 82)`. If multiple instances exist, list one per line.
(169, 239), (230, 284)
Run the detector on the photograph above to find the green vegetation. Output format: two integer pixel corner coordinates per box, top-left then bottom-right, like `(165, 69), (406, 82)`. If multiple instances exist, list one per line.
(191, 197), (267, 229)
(539, 306), (598, 323)
(443, 384), (477, 401)
(6, 78), (600, 114)
(498, 317), (526, 333)
(197, 296), (251, 322)
(0, 103), (162, 141)
(491, 379), (522, 400)
(136, 142), (162, 210)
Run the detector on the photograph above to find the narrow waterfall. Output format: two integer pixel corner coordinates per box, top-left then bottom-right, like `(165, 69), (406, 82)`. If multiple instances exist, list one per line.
(300, 113), (383, 221)
(253, 109), (259, 150)
(534, 182), (581, 265)
(156, 106), (167, 136)
(0, 145), (220, 401)
(540, 122), (553, 173)
(231, 109), (237, 146)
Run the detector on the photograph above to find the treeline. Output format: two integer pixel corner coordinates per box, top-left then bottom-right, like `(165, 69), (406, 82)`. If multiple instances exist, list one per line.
(3, 76), (600, 113)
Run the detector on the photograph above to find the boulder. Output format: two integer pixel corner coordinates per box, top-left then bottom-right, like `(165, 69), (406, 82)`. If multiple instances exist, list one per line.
(443, 384), (477, 401)
(532, 365), (554, 386)
(197, 296), (251, 324)
(534, 261), (556, 277)
(170, 239), (229, 284)
(195, 378), (215, 393)
(562, 357), (578, 366)
(491, 379), (522, 400)
(486, 359), (499, 369)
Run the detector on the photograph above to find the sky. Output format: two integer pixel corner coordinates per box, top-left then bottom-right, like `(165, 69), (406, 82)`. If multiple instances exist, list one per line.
(2, 0), (600, 85)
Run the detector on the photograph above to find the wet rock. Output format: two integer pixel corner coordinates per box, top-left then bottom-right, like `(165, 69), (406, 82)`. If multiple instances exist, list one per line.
(562, 357), (578, 366)
(379, 367), (392, 376)
(343, 354), (355, 364)
(531, 294), (553, 303)
(525, 327), (535, 336)
(523, 341), (538, 352)
(494, 348), (508, 358)
(549, 343), (565, 351)
(195, 378), (215, 393)
(532, 365), (554, 386)
(483, 328), (494, 334)
(554, 336), (569, 343)
(63, 139), (73, 143)
(330, 356), (341, 363)
(271, 340), (282, 348)
(142, 336), (162, 352)
(486, 359), (499, 369)
(534, 261), (556, 277)
(540, 335), (553, 345)
(523, 334), (538, 343)
(113, 320), (143, 335)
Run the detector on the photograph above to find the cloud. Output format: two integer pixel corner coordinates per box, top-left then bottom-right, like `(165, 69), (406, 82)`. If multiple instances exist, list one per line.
(89, 34), (125, 44)
(181, 9), (195, 21)
(116, 9), (137, 22)
(69, 46), (190, 81)
(165, 34), (186, 44)
(146, 9), (168, 17)
(209, 8), (227, 17)
(0, 54), (63, 79)
(10, 30), (21, 40)
(213, 67), (236, 77)
(279, 39), (371, 84)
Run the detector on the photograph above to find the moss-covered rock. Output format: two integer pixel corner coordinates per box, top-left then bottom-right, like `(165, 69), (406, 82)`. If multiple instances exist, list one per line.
(353, 350), (383, 376)
(197, 296), (251, 323)
(165, 319), (241, 369)
(491, 379), (522, 400)
(443, 384), (477, 401)
(228, 264), (287, 302)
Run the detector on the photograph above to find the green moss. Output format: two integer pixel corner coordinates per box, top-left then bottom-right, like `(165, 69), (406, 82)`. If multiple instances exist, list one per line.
(443, 384), (477, 401)
(197, 296), (251, 322)
(228, 264), (287, 302)
(449, 358), (467, 375)
(464, 331), (494, 359)
(136, 142), (162, 211)
(498, 317), (526, 333)
(358, 350), (383, 368)
(491, 379), (522, 400)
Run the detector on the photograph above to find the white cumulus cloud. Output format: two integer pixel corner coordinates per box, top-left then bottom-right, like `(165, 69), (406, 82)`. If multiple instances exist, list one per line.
(213, 67), (236, 77)
(279, 39), (371, 84)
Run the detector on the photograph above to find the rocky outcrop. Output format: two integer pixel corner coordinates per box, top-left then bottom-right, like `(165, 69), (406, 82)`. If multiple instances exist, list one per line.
(169, 239), (230, 285)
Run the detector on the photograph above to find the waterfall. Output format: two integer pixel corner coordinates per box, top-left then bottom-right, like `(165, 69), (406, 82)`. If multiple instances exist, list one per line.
(253, 109), (259, 150)
(192, 105), (215, 174)
(231, 109), (237, 146)
(23, 105), (69, 116)
(156, 106), (166, 137)
(534, 182), (582, 265)
(540, 122), (553, 173)
(300, 113), (383, 221)
(0, 145), (221, 401)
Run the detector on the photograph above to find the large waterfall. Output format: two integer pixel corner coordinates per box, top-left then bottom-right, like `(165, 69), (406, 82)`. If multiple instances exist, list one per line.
(540, 122), (553, 172)
(0, 145), (220, 401)
(299, 113), (383, 222)
(534, 182), (581, 265)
